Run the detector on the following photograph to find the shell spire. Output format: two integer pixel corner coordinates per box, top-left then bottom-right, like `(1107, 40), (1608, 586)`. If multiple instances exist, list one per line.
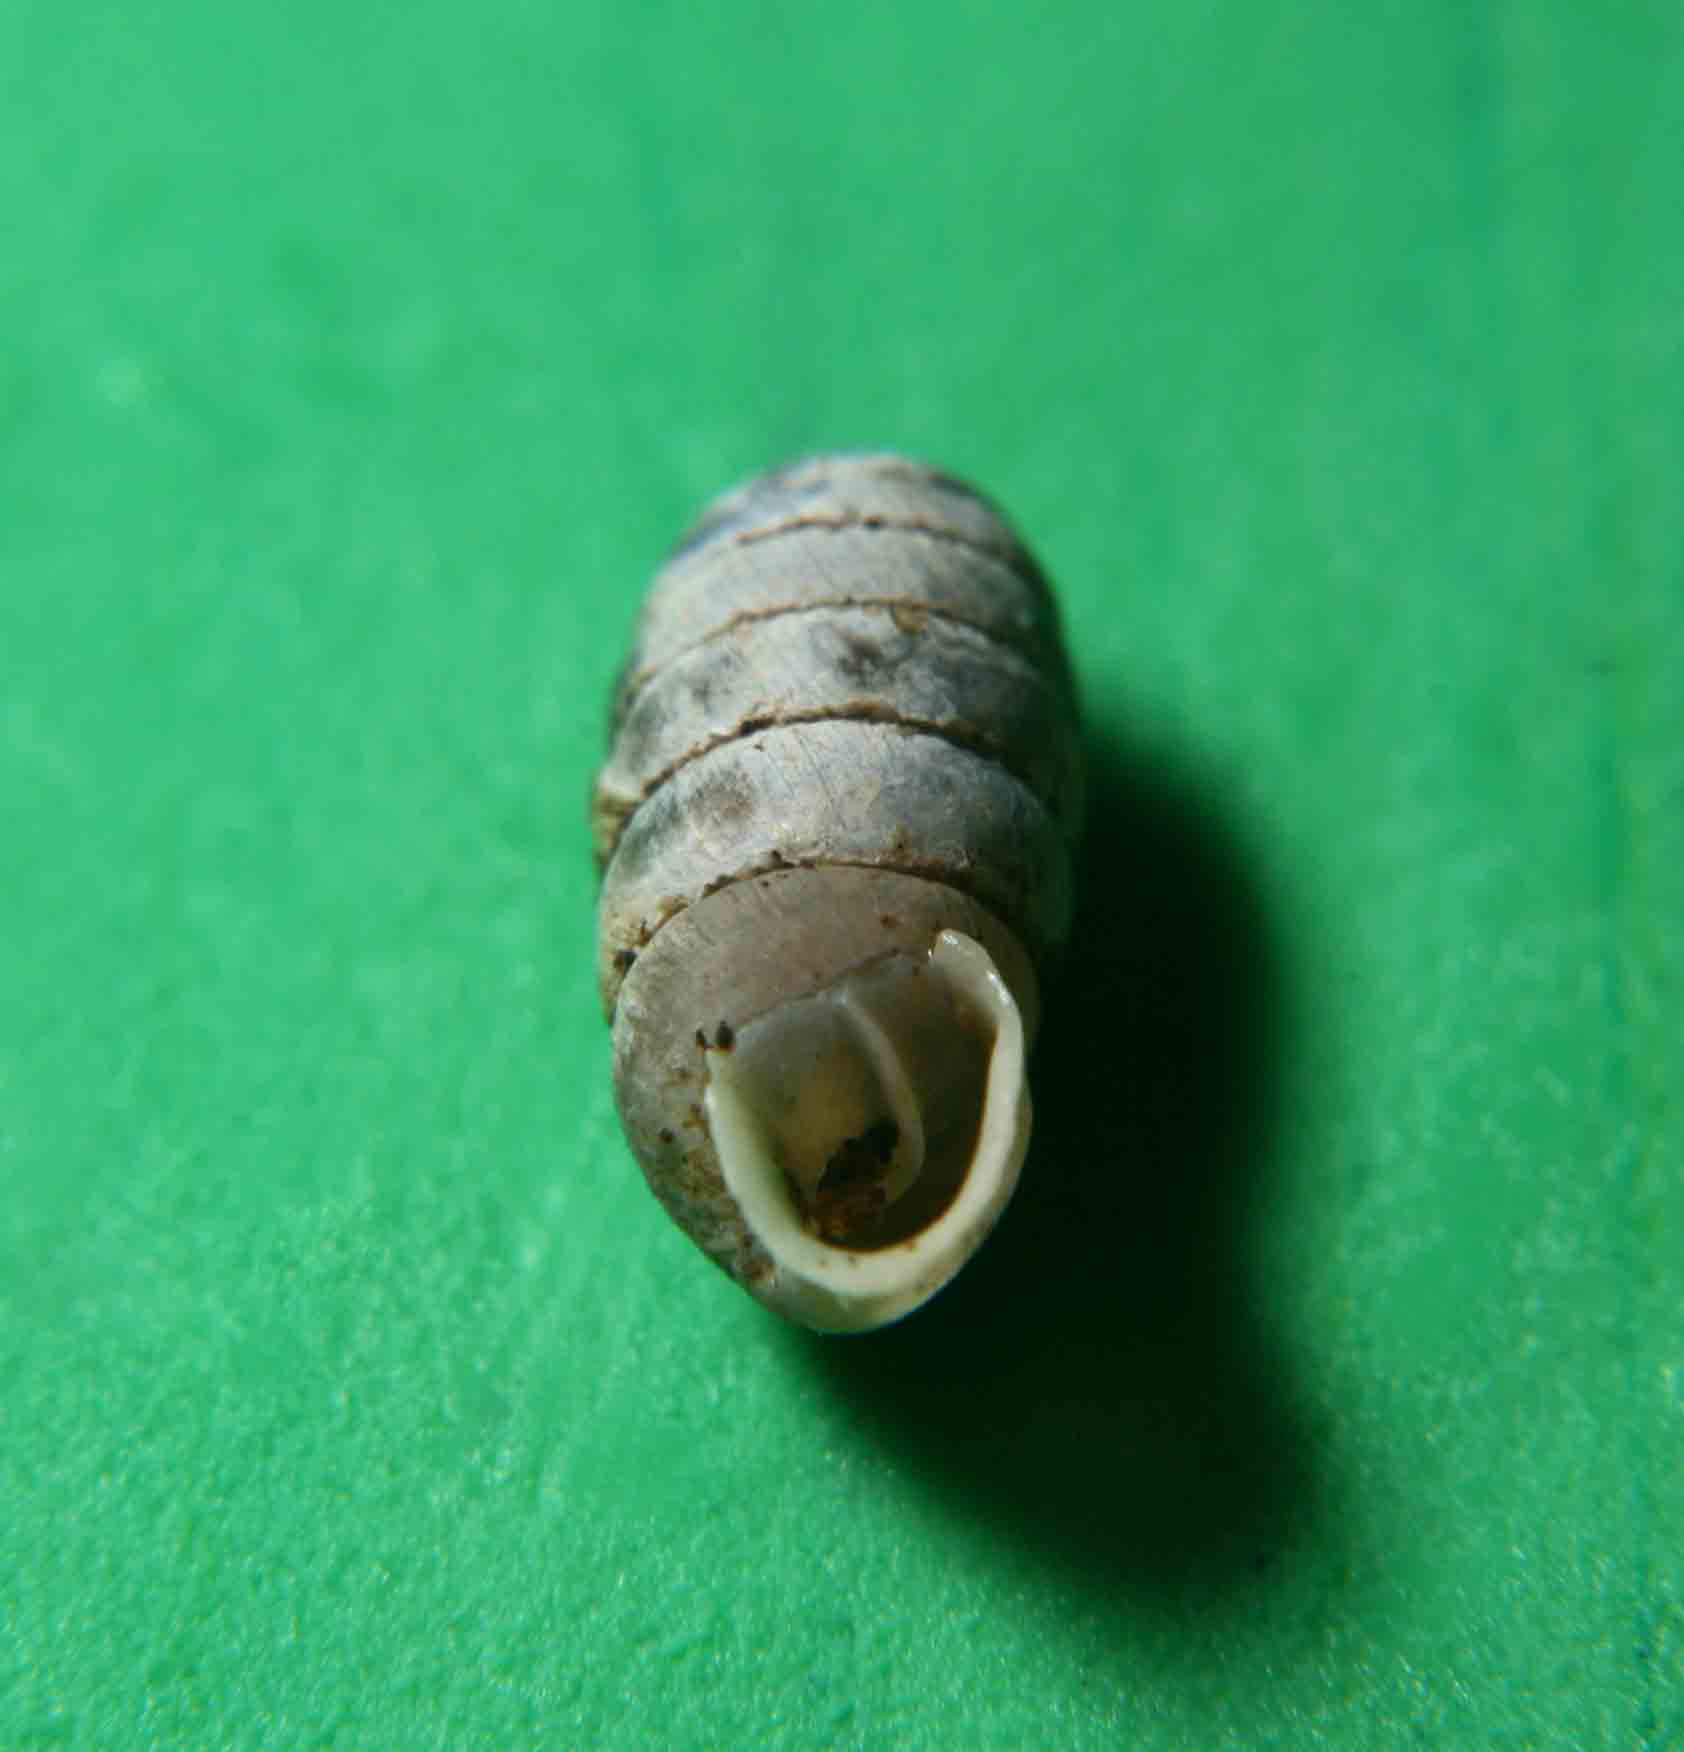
(592, 454), (1082, 1331)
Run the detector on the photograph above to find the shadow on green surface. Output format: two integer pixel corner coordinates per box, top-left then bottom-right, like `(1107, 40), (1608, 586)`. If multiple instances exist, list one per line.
(804, 726), (1326, 1601)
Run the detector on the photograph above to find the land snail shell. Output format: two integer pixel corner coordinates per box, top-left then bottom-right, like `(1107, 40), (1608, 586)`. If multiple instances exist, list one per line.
(593, 454), (1083, 1332)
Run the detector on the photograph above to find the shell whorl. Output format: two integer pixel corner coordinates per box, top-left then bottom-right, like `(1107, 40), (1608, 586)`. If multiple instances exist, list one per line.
(594, 453), (1082, 1329)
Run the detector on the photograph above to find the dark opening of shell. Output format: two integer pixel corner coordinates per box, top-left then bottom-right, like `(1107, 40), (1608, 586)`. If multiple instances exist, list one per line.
(806, 1119), (900, 1243)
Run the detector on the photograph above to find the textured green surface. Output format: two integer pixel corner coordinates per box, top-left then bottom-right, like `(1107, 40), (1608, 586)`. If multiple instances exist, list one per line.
(4, 2), (1682, 1746)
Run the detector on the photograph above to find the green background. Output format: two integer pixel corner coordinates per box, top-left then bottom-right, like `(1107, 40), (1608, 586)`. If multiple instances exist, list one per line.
(4, 1), (1681, 1745)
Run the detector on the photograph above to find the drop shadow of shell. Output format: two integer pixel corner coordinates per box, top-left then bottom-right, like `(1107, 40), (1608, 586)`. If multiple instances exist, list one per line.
(798, 724), (1334, 1601)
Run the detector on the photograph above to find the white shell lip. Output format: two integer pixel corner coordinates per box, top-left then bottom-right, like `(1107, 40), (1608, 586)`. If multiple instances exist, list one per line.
(704, 930), (1031, 1334)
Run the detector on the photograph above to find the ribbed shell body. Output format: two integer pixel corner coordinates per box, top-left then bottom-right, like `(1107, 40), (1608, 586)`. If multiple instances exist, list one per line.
(593, 453), (1083, 1314)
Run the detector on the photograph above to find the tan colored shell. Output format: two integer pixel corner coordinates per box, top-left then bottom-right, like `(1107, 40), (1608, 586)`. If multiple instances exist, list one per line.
(593, 453), (1082, 1330)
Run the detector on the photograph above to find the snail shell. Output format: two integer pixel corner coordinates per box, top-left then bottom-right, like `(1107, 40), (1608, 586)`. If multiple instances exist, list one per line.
(593, 454), (1082, 1332)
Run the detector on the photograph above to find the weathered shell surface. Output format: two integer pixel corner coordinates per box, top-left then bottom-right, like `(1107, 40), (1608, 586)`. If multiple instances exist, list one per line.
(593, 453), (1082, 1329)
